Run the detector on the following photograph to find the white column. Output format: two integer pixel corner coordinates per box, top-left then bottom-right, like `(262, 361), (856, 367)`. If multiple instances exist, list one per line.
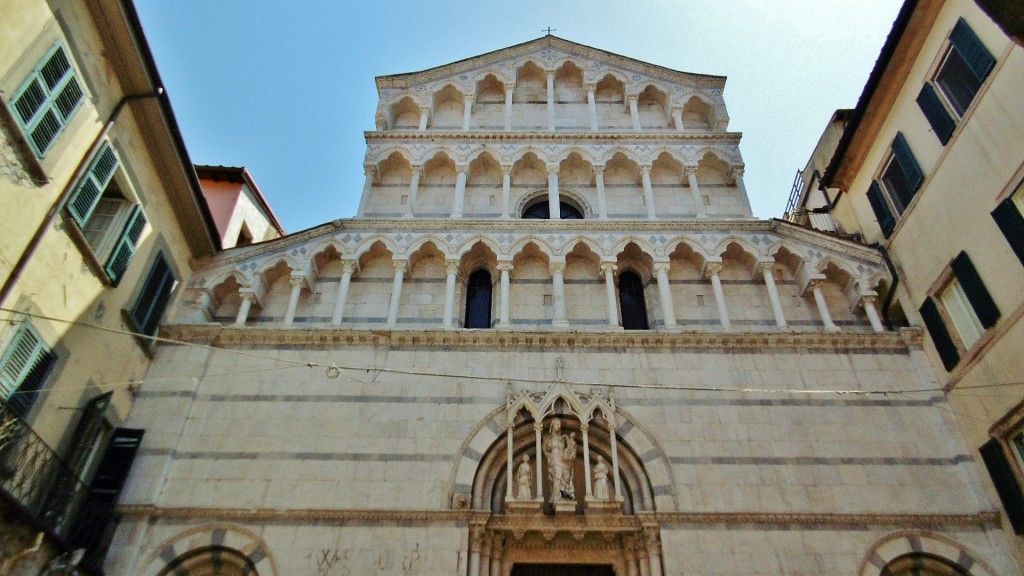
(587, 85), (598, 131)
(443, 260), (459, 329)
(610, 423), (622, 500)
(284, 277), (303, 325)
(706, 262), (731, 330)
(811, 280), (840, 332)
(645, 531), (663, 576)
(594, 166), (608, 219)
(731, 167), (753, 217)
(653, 262), (677, 328)
(638, 549), (651, 576)
(672, 108), (684, 132)
(386, 260), (407, 328)
(546, 71), (556, 132)
(534, 423), (544, 501)
(332, 260), (356, 325)
(546, 165), (560, 220)
(452, 166), (468, 218)
(462, 94), (473, 131)
(489, 538), (502, 576)
(500, 165), (513, 219)
(601, 263), (619, 327)
(504, 84), (514, 131)
(582, 423), (592, 497)
(686, 166), (707, 218)
(640, 164), (656, 220)
(418, 107), (429, 131)
(405, 165), (422, 218)
(468, 527), (482, 576)
(760, 263), (787, 329)
(862, 294), (884, 333)
(505, 424), (514, 501)
(356, 165), (376, 217)
(628, 95), (641, 132)
(498, 263), (512, 327)
(479, 541), (490, 576)
(623, 541), (639, 576)
(234, 292), (254, 326)
(550, 262), (568, 327)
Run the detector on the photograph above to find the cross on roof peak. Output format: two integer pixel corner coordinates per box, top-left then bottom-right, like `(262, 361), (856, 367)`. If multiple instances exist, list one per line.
(543, 27), (556, 35)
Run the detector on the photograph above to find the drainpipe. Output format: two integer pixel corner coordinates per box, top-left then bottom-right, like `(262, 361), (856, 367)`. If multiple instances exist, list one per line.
(870, 242), (899, 331)
(0, 89), (164, 310)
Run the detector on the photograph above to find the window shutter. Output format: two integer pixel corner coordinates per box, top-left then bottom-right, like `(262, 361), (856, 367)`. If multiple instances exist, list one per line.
(951, 251), (1000, 328)
(11, 46), (84, 156)
(0, 324), (55, 419)
(891, 132), (924, 193)
(104, 207), (147, 285)
(919, 298), (960, 370)
(992, 197), (1024, 266)
(979, 438), (1024, 534)
(68, 144), (120, 226)
(866, 181), (896, 238)
(131, 255), (176, 336)
(950, 18), (996, 83)
(916, 84), (956, 144)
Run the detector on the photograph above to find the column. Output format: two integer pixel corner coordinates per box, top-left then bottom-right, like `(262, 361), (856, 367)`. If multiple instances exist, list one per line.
(637, 546), (651, 576)
(505, 424), (514, 501)
(609, 424), (622, 500)
(706, 262), (731, 330)
(534, 423), (544, 501)
(504, 84), (514, 131)
(861, 294), (884, 333)
(479, 538), (490, 576)
(284, 276), (303, 325)
(546, 165), (560, 220)
(759, 263), (787, 329)
(810, 279), (840, 332)
(500, 165), (513, 219)
(405, 165), (422, 218)
(594, 166), (608, 219)
(581, 423), (593, 497)
(550, 262), (568, 327)
(685, 166), (707, 218)
(418, 107), (429, 131)
(497, 262), (512, 327)
(356, 165), (376, 217)
(731, 167), (754, 216)
(489, 535), (503, 576)
(645, 529), (663, 576)
(628, 95), (641, 132)
(462, 94), (473, 131)
(672, 108), (684, 132)
(468, 526), (482, 576)
(452, 165), (468, 218)
(331, 260), (356, 325)
(623, 538), (639, 576)
(586, 84), (598, 131)
(386, 260), (407, 328)
(640, 164), (656, 220)
(653, 262), (677, 328)
(234, 292), (254, 326)
(546, 71), (556, 132)
(442, 260), (460, 329)
(601, 263), (619, 327)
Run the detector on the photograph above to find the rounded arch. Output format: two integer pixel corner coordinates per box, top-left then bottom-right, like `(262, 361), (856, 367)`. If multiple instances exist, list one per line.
(600, 146), (645, 166)
(674, 90), (716, 111)
(473, 67), (513, 86)
(509, 146), (554, 167)
(612, 236), (658, 261)
(659, 237), (710, 261)
(857, 531), (998, 576)
(814, 254), (861, 280)
(254, 253), (305, 278)
(138, 523), (277, 576)
(555, 146), (599, 166)
(711, 235), (763, 260)
(352, 236), (400, 260)
(765, 239), (810, 261)
(203, 268), (254, 292)
(456, 235), (504, 260)
(559, 235), (607, 259)
(308, 238), (349, 263)
(368, 145), (416, 166)
(509, 236), (557, 261)
(403, 235), (454, 260)
(466, 147), (502, 165)
(691, 145), (741, 166)
(514, 188), (592, 220)
(421, 146), (463, 167)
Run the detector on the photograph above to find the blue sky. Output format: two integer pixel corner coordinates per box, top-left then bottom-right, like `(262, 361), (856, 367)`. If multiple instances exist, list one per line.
(134, 1), (902, 234)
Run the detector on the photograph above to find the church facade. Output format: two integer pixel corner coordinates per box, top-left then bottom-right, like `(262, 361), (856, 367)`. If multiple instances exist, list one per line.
(107, 37), (1018, 576)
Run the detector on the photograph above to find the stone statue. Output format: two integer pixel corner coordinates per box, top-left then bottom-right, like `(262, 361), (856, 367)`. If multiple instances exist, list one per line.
(515, 454), (532, 500)
(543, 419), (577, 502)
(592, 454), (610, 500)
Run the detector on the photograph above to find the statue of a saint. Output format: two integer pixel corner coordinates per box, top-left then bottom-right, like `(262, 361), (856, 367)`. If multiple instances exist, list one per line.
(515, 454), (532, 500)
(543, 419), (577, 502)
(592, 454), (610, 500)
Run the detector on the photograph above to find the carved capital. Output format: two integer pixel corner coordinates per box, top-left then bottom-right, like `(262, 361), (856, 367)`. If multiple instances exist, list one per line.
(504, 83), (516, 93)
(549, 262), (566, 275)
(599, 262), (618, 275)
(445, 260), (460, 276)
(702, 260), (723, 278)
(497, 261), (514, 273)
(363, 165), (377, 177)
(410, 164), (423, 176)
(592, 165), (605, 177)
(288, 275), (306, 288)
(469, 526), (484, 552)
(455, 164), (470, 174)
(501, 164), (514, 176)
(652, 261), (671, 274)
(341, 260), (358, 274)
(639, 164), (652, 176)
(729, 166), (746, 179)
(545, 164), (560, 175)
(684, 165), (699, 177)
(392, 260), (409, 273)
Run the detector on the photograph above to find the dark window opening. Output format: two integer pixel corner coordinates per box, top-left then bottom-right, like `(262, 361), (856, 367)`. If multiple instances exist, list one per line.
(618, 271), (649, 330)
(464, 269), (493, 329)
(522, 200), (583, 219)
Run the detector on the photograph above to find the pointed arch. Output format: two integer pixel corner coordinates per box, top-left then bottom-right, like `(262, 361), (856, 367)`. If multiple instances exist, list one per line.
(404, 235), (454, 260)
(509, 237), (556, 261)
(353, 236), (399, 260)
(691, 145), (741, 166)
(601, 146), (645, 166)
(612, 236), (658, 261)
(815, 254), (860, 280)
(204, 268), (255, 292)
(509, 146), (554, 166)
(369, 146), (415, 167)
(660, 237), (710, 261)
(555, 146), (598, 166)
(456, 236), (504, 260)
(711, 236), (762, 260)
(254, 253), (306, 279)
(559, 235), (607, 259)
(473, 67), (513, 86)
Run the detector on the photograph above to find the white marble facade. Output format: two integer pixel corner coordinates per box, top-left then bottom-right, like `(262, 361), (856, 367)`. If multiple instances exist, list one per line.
(106, 37), (1018, 576)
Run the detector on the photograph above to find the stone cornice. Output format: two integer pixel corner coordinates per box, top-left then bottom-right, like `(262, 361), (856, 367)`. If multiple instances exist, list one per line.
(160, 325), (923, 352)
(118, 505), (997, 529)
(364, 131), (743, 143)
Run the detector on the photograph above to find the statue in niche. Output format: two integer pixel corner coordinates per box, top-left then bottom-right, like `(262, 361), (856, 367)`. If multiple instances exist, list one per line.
(543, 418), (577, 502)
(592, 454), (610, 500)
(515, 454), (532, 500)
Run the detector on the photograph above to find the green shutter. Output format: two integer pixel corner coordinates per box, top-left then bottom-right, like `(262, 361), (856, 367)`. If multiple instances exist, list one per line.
(68, 144), (120, 226)
(979, 438), (1024, 534)
(919, 298), (960, 371)
(866, 181), (896, 238)
(951, 251), (1000, 328)
(891, 132), (924, 193)
(0, 323), (55, 418)
(10, 45), (84, 157)
(950, 18), (995, 83)
(916, 84), (956, 145)
(992, 196), (1024, 266)
(131, 254), (176, 336)
(104, 207), (147, 285)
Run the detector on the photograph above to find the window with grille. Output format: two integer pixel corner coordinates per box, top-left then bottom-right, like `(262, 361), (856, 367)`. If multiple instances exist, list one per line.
(0, 322), (56, 418)
(10, 44), (85, 157)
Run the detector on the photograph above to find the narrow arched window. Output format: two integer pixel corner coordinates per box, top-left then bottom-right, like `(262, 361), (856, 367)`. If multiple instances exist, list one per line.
(618, 271), (649, 330)
(465, 269), (493, 329)
(522, 200), (583, 219)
